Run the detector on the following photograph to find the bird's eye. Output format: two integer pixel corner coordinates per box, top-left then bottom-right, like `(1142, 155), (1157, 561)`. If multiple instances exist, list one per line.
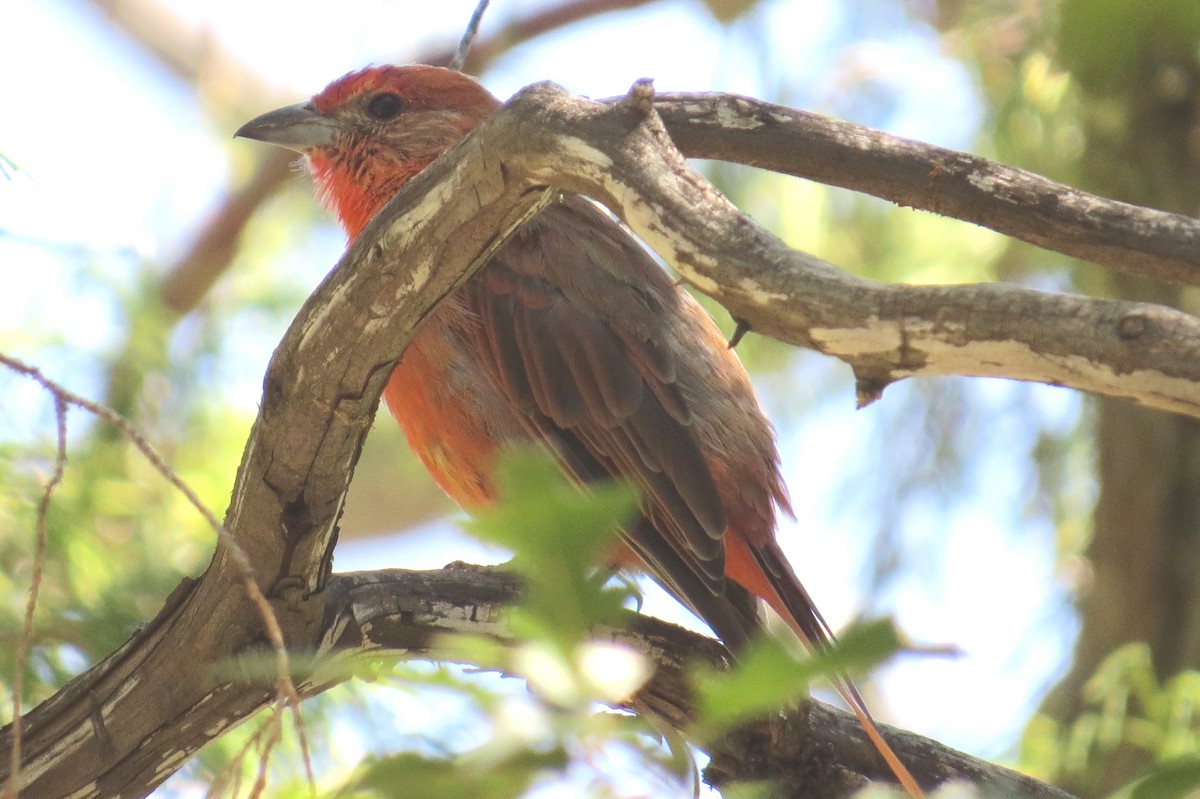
(366, 92), (405, 120)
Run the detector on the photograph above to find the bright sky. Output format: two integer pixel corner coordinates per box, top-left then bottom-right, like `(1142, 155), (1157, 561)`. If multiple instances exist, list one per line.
(1, 0), (1076, 793)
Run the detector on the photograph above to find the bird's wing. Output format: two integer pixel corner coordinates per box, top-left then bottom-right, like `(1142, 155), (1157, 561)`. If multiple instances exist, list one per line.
(468, 197), (758, 645)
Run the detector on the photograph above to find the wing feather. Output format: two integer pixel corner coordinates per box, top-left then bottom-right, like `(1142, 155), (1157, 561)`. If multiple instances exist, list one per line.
(469, 198), (739, 625)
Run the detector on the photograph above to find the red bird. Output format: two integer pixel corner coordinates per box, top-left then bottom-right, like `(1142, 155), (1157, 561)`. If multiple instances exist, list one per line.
(237, 65), (920, 795)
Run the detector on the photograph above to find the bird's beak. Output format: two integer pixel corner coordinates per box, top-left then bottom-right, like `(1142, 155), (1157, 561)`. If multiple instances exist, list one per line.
(233, 102), (339, 152)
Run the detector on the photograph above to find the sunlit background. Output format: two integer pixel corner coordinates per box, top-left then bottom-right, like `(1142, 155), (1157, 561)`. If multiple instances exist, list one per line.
(2, 0), (1131, 795)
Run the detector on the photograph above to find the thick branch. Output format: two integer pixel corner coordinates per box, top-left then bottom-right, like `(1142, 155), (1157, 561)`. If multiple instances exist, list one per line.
(653, 93), (1200, 288)
(321, 568), (1075, 799)
(389, 81), (1200, 416)
(0, 102), (557, 798)
(9, 566), (1073, 798)
(533, 85), (1200, 415)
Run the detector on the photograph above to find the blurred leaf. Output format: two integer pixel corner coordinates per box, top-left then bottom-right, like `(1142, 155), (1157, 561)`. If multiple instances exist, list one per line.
(466, 449), (636, 650)
(718, 781), (774, 799)
(1060, 0), (1200, 90)
(469, 449), (635, 565)
(1019, 713), (1065, 782)
(1028, 643), (1200, 789)
(1160, 671), (1200, 757)
(346, 749), (567, 799)
(1107, 755), (1200, 799)
(1083, 643), (1155, 749)
(437, 633), (513, 677)
(692, 619), (900, 737)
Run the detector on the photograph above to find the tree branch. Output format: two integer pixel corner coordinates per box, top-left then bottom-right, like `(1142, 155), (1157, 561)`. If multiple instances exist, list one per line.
(387, 80), (1200, 416)
(556, 84), (1200, 414)
(653, 93), (1200, 288)
(1, 565), (1077, 798)
(323, 568), (1076, 799)
(3, 78), (1162, 797)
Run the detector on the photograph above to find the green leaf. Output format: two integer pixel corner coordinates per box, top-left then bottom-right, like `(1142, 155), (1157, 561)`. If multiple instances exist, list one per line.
(468, 449), (635, 567)
(692, 619), (900, 737)
(348, 750), (567, 799)
(1107, 755), (1200, 799)
(465, 449), (637, 649)
(1060, 0), (1200, 90)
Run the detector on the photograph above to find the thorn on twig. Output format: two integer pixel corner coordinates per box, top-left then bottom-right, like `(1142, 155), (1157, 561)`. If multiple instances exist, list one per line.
(727, 319), (751, 349)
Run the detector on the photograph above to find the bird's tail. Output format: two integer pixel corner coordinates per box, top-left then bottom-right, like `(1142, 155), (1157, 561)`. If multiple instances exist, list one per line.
(735, 537), (926, 799)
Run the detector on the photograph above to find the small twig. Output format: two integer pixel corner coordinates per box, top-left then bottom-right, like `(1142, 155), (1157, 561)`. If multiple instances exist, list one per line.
(247, 702), (290, 799)
(3, 394), (67, 799)
(450, 0), (492, 72)
(288, 699), (315, 794)
(206, 717), (270, 799)
(0, 352), (309, 793)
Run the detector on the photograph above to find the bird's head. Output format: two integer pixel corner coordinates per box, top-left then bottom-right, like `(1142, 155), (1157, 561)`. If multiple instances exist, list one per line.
(236, 65), (500, 237)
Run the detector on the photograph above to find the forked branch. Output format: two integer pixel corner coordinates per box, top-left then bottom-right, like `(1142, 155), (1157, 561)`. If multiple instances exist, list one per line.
(2, 78), (1155, 798)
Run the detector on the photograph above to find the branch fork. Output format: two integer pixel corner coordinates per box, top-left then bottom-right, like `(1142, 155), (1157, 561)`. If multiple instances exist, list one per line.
(7, 76), (1180, 797)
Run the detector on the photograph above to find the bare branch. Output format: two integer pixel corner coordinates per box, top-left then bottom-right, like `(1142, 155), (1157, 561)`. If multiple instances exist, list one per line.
(345, 81), (1200, 417)
(540, 85), (1200, 414)
(322, 568), (1077, 799)
(4, 564), (1076, 798)
(450, 0), (492, 72)
(4, 394), (65, 799)
(653, 92), (1200, 288)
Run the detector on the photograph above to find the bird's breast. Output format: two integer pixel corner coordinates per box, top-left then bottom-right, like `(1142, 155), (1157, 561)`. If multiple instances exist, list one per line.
(381, 297), (522, 508)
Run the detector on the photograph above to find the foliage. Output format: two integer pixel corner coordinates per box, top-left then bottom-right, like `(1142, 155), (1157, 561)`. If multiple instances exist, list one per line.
(0, 299), (239, 718)
(465, 451), (638, 652)
(1021, 643), (1200, 796)
(1059, 0), (1200, 92)
(179, 451), (898, 798)
(305, 452), (666, 798)
(691, 618), (899, 740)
